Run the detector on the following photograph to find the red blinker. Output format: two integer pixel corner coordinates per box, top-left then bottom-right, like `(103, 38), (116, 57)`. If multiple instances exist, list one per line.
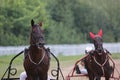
(89, 32), (95, 39)
(89, 29), (103, 39)
(98, 29), (102, 37)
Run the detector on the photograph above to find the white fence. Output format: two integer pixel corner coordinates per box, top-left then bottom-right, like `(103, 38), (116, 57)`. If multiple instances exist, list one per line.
(0, 43), (120, 56)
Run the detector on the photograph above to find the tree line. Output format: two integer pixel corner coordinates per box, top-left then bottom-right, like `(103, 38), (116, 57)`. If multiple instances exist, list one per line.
(0, 0), (120, 46)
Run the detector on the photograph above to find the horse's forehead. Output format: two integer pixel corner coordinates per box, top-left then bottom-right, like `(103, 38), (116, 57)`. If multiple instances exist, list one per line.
(94, 35), (102, 40)
(32, 25), (41, 32)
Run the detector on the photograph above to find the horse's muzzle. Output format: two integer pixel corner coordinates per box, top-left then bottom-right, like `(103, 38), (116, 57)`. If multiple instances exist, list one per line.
(36, 42), (45, 49)
(97, 49), (104, 55)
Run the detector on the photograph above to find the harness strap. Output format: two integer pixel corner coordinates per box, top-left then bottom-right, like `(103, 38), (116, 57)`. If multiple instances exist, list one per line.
(28, 49), (45, 65)
(93, 55), (108, 76)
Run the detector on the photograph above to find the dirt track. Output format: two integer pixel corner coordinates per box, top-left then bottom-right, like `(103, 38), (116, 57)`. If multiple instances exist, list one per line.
(49, 59), (120, 80)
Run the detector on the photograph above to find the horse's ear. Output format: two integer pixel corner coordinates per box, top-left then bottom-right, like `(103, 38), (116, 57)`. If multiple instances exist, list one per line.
(39, 22), (42, 27)
(31, 19), (34, 26)
(98, 29), (102, 37)
(89, 32), (95, 39)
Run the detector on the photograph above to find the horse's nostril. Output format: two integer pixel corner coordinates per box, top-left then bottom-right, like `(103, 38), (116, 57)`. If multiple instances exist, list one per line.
(38, 43), (45, 46)
(39, 43), (42, 45)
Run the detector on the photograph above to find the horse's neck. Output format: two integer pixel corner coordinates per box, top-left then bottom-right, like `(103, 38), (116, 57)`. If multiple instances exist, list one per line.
(94, 51), (106, 64)
(30, 46), (39, 53)
(29, 46), (44, 61)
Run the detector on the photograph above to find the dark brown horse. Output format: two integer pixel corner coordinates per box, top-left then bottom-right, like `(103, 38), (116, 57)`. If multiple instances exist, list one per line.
(24, 19), (50, 80)
(85, 29), (113, 80)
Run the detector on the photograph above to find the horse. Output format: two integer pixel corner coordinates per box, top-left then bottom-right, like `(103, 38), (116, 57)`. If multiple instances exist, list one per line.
(24, 19), (50, 80)
(84, 29), (113, 80)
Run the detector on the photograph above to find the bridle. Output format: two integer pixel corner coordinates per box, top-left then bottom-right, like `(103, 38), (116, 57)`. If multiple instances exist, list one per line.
(30, 27), (45, 48)
(31, 36), (45, 47)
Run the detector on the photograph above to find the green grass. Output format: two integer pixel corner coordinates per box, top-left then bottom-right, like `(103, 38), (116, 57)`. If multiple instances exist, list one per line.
(0, 53), (120, 78)
(111, 53), (120, 59)
(0, 54), (24, 78)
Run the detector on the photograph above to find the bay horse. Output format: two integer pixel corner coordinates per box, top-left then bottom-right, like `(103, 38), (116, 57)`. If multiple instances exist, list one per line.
(24, 19), (50, 80)
(84, 29), (113, 80)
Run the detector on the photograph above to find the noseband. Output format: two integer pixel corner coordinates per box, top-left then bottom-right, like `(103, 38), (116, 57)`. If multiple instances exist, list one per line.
(31, 41), (45, 48)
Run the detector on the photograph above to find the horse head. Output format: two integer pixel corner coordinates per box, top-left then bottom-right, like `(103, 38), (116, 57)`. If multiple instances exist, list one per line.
(89, 29), (104, 55)
(30, 19), (45, 49)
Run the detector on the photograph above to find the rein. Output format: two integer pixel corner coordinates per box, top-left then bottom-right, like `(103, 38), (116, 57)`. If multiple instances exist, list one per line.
(28, 48), (45, 65)
(92, 54), (109, 76)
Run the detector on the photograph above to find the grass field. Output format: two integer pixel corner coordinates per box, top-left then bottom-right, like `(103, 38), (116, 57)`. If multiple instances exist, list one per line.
(0, 53), (120, 79)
